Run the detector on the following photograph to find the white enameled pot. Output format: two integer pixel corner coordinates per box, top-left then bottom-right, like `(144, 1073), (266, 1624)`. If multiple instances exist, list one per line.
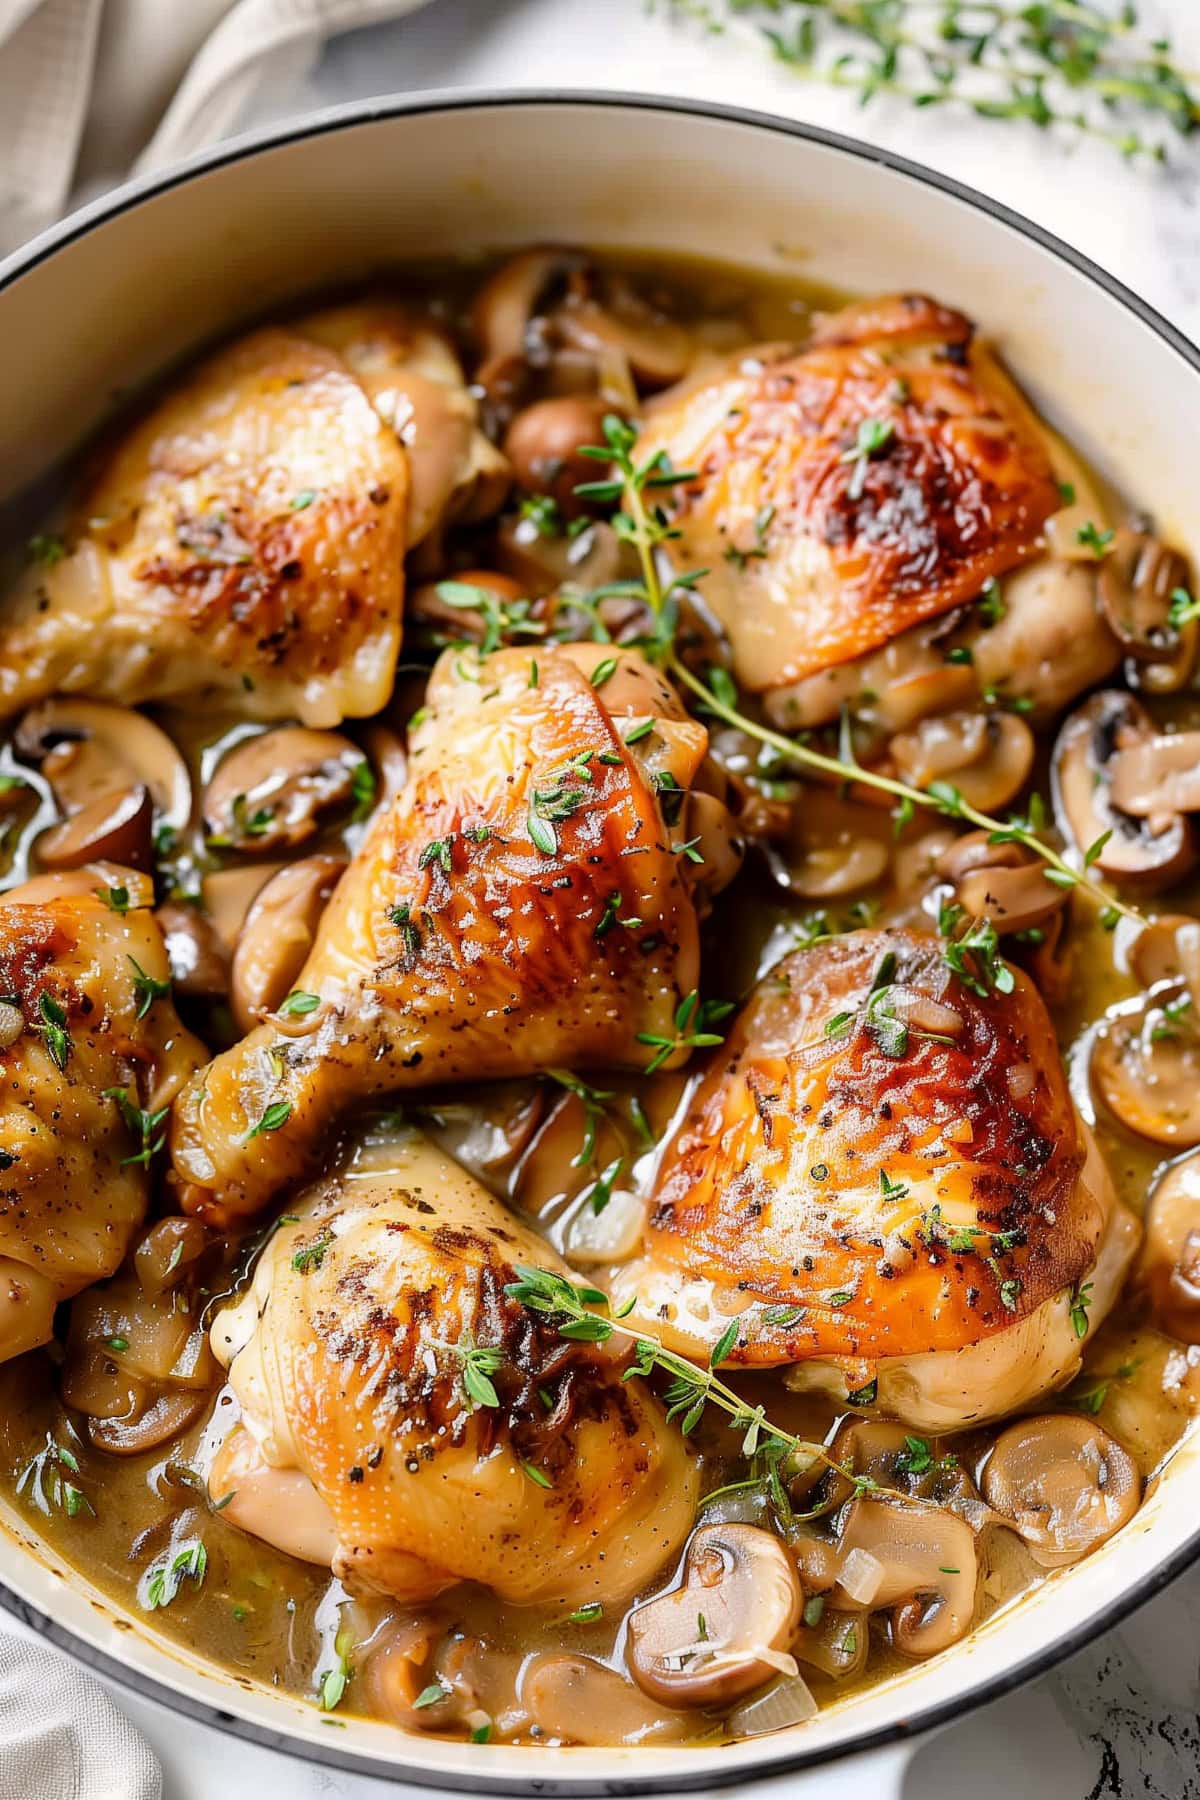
(0, 91), (1197, 1797)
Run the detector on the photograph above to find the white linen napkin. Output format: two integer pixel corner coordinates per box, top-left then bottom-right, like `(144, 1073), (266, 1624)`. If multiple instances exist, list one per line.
(0, 0), (434, 251)
(0, 1625), (161, 1799)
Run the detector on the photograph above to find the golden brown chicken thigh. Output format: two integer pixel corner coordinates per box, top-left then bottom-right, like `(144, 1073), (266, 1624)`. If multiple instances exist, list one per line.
(613, 929), (1138, 1432)
(635, 293), (1091, 704)
(0, 868), (205, 1361)
(208, 1128), (697, 1609)
(170, 643), (718, 1221)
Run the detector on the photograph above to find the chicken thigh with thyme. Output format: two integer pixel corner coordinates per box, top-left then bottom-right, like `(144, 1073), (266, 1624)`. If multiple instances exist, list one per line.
(208, 1128), (697, 1608)
(613, 928), (1139, 1432)
(171, 642), (733, 1221)
(634, 293), (1158, 733)
(0, 868), (206, 1362)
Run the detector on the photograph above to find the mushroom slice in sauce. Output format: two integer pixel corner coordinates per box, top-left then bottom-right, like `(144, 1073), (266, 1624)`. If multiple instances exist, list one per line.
(1052, 690), (1196, 890)
(890, 710), (1034, 814)
(520, 1655), (694, 1747)
(1128, 914), (1200, 997)
(1096, 529), (1195, 669)
(1140, 1153), (1200, 1342)
(1109, 731), (1200, 819)
(203, 727), (367, 852)
(14, 697), (191, 830)
(981, 1415), (1140, 1567)
(936, 831), (1068, 935)
(1092, 987), (1200, 1147)
(504, 395), (618, 516)
(626, 1524), (802, 1707)
(833, 1498), (978, 1656)
(231, 854), (346, 1033)
(37, 783), (153, 872)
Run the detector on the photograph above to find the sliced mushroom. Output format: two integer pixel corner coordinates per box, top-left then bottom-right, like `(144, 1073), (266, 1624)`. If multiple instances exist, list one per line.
(200, 863), (283, 954)
(520, 1654), (693, 1747)
(204, 728), (367, 852)
(497, 513), (628, 602)
(472, 248), (580, 368)
(36, 783), (153, 872)
(1092, 990), (1200, 1146)
(766, 788), (890, 901)
(555, 270), (692, 389)
(1140, 1153), (1200, 1341)
(503, 395), (616, 515)
(1129, 914), (1200, 996)
(1110, 732), (1200, 818)
(88, 1390), (207, 1456)
(230, 854), (346, 1033)
(1052, 690), (1196, 891)
(408, 569), (534, 648)
(891, 711), (1034, 814)
(626, 1524), (802, 1707)
(1097, 529), (1195, 668)
(936, 832), (1068, 935)
(154, 901), (228, 997)
(15, 698), (190, 830)
(793, 1605), (869, 1684)
(833, 1499), (977, 1657)
(982, 1415), (1140, 1567)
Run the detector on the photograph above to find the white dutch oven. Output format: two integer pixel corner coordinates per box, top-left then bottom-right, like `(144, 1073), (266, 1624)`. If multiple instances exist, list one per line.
(0, 92), (1197, 1796)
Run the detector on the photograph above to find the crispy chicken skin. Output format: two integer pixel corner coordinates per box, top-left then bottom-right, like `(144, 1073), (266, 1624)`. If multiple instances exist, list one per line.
(170, 644), (707, 1222)
(613, 929), (1138, 1431)
(0, 329), (409, 726)
(635, 294), (1062, 694)
(209, 1130), (697, 1608)
(0, 871), (206, 1362)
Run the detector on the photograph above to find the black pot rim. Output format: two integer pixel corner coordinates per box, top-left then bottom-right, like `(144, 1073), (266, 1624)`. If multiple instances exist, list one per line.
(1, 85), (1198, 1795)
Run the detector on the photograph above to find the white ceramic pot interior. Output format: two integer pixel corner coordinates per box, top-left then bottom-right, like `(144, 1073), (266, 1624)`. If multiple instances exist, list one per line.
(1, 96), (1198, 1791)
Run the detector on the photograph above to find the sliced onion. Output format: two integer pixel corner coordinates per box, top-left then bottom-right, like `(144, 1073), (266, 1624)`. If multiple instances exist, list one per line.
(727, 1674), (818, 1738)
(567, 1183), (647, 1264)
(836, 1546), (885, 1606)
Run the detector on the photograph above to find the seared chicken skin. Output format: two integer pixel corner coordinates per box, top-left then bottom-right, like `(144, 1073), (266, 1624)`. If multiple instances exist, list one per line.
(0, 869), (205, 1362)
(209, 1129), (697, 1608)
(636, 293), (1094, 707)
(613, 929), (1138, 1432)
(171, 643), (715, 1221)
(0, 306), (505, 726)
(0, 329), (409, 726)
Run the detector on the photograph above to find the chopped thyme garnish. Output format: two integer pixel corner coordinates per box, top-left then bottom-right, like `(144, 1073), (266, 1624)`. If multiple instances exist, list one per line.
(37, 992), (70, 1071)
(244, 1099), (292, 1142)
(127, 956), (171, 1020)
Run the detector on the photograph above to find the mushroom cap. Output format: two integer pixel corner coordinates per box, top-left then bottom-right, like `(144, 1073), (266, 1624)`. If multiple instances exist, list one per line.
(834, 1497), (978, 1656)
(1052, 690), (1196, 891)
(203, 726), (365, 852)
(626, 1524), (802, 1707)
(982, 1414), (1140, 1567)
(1092, 990), (1200, 1147)
(16, 697), (191, 830)
(1139, 1152), (1200, 1341)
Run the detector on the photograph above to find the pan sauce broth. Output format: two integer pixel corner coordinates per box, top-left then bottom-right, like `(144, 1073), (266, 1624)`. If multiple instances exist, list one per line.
(0, 247), (1196, 1750)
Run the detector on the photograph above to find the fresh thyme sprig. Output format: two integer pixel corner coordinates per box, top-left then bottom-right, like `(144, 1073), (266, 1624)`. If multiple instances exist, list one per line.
(580, 413), (1143, 929)
(504, 1263), (901, 1504)
(656, 0), (1198, 163)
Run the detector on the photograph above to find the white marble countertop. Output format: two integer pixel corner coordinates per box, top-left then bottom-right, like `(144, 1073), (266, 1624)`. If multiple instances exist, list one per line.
(20, 1), (1200, 1794)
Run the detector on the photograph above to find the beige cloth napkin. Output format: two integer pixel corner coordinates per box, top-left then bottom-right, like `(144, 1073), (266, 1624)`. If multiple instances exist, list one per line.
(0, 0), (433, 252)
(0, 1625), (161, 1799)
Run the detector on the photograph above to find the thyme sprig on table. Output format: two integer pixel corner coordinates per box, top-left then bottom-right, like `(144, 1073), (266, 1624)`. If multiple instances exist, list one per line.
(581, 412), (1143, 930)
(656, 0), (1198, 163)
(504, 1264), (900, 1507)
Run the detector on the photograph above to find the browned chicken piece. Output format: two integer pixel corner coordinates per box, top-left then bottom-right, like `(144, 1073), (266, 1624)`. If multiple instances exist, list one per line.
(0, 329), (409, 726)
(297, 302), (509, 546)
(0, 867), (206, 1362)
(635, 293), (1080, 698)
(170, 643), (717, 1222)
(208, 1129), (697, 1608)
(613, 929), (1139, 1433)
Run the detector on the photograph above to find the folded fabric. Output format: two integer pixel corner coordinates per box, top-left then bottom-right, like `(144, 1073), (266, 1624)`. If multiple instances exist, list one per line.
(0, 1625), (161, 1799)
(0, 0), (433, 252)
